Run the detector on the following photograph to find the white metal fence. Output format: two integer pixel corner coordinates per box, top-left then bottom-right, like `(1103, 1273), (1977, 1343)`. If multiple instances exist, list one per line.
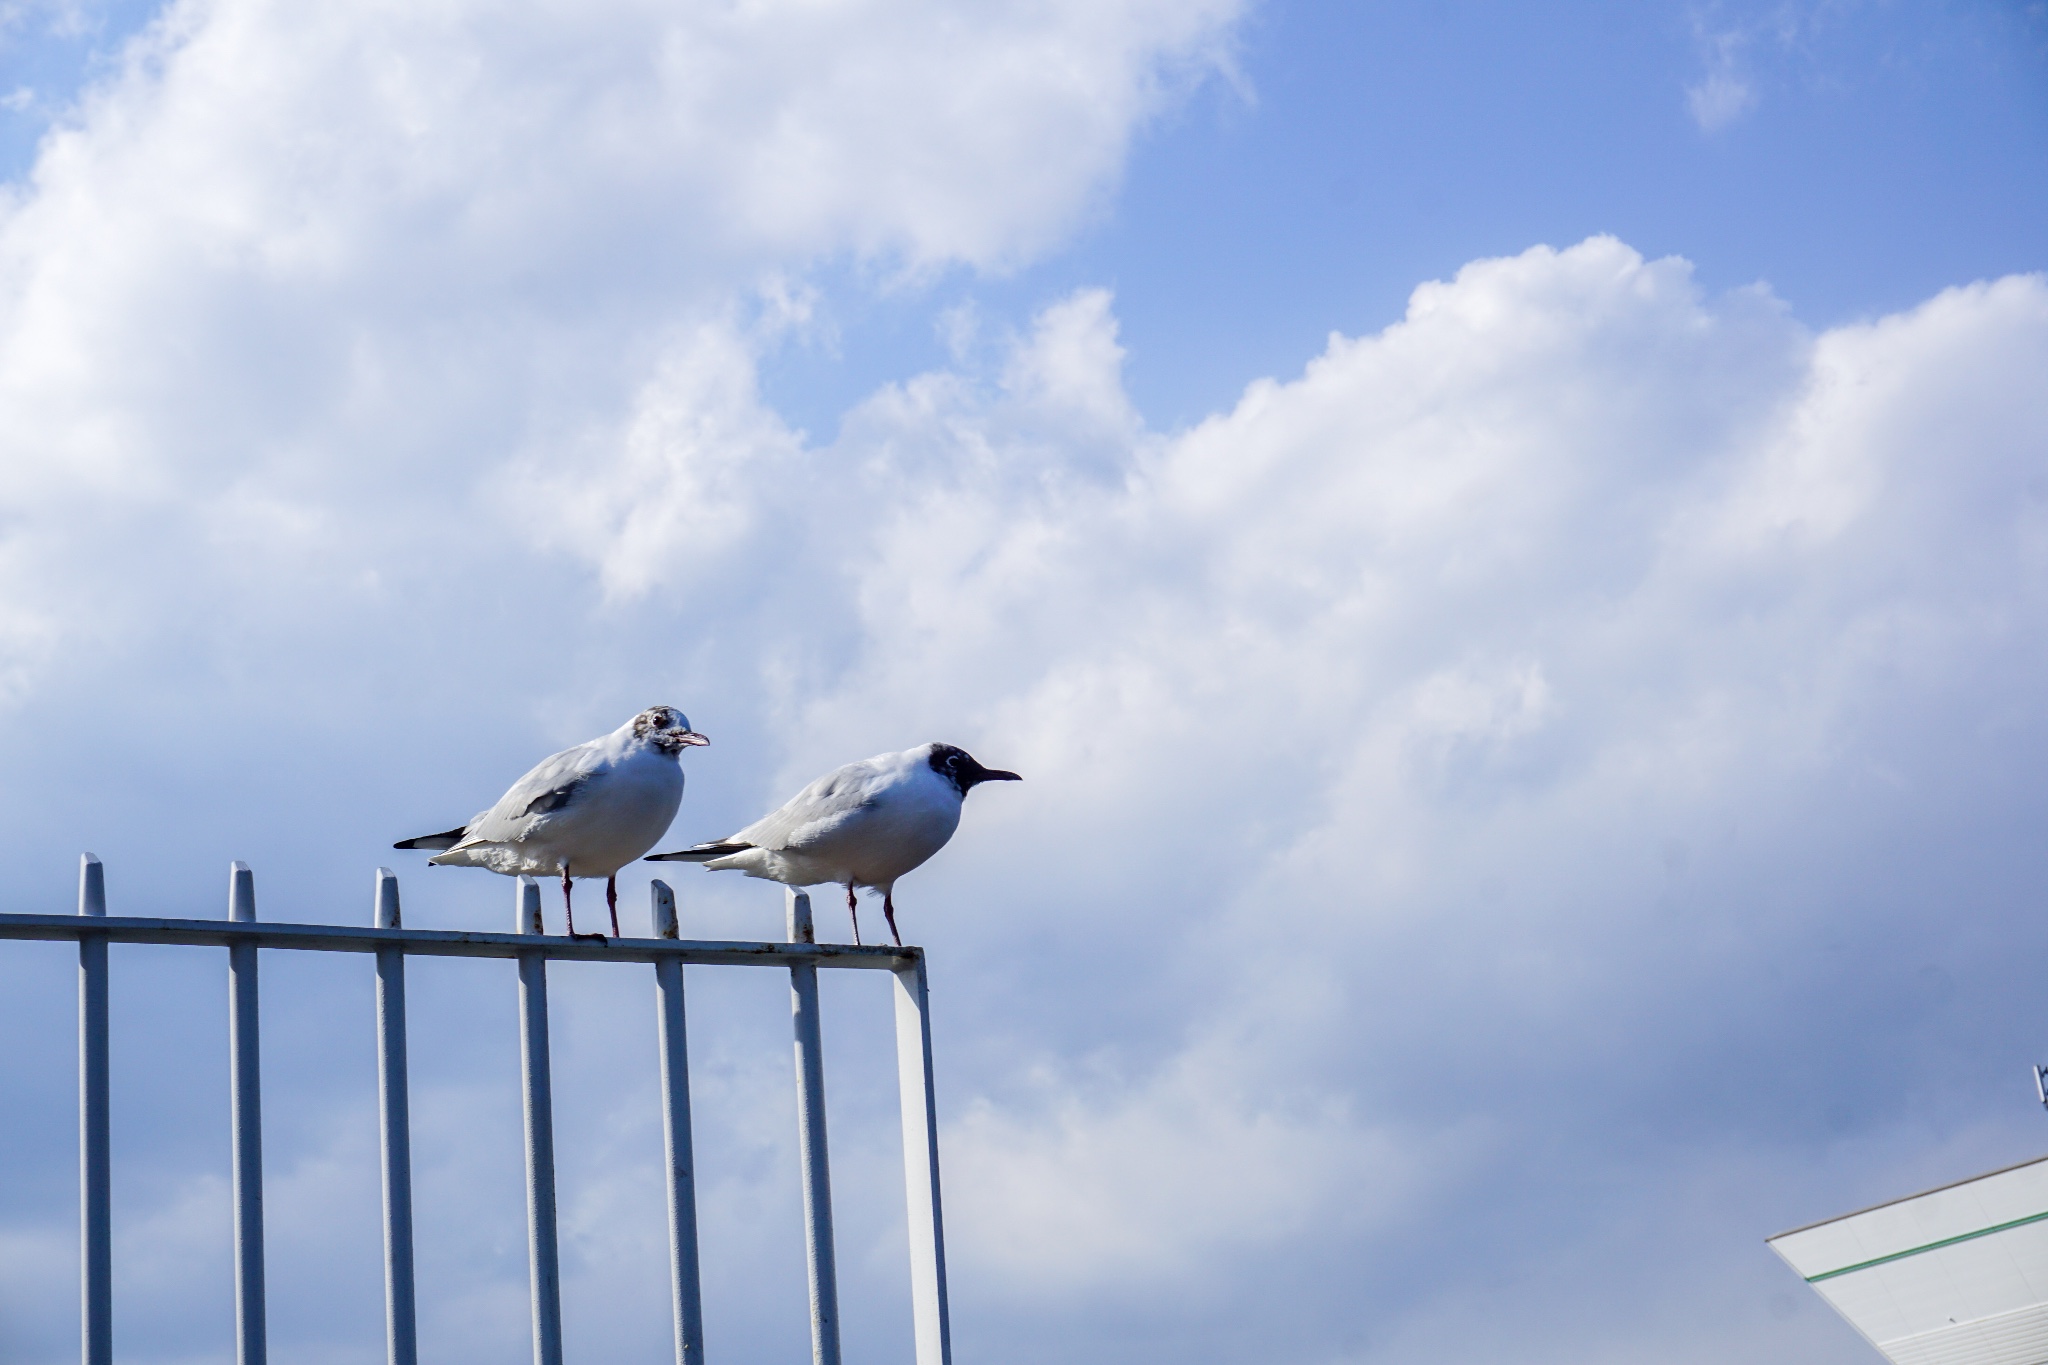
(0, 854), (953, 1365)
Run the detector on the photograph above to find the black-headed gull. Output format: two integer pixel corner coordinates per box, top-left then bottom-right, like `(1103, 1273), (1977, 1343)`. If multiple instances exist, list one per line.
(395, 706), (708, 938)
(646, 742), (1018, 945)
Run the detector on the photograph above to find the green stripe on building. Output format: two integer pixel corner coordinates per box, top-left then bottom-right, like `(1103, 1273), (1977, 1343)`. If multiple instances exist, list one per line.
(1809, 1209), (2048, 1283)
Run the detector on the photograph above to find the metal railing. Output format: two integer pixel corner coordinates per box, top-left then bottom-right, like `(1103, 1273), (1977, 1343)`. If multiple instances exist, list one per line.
(0, 854), (954, 1365)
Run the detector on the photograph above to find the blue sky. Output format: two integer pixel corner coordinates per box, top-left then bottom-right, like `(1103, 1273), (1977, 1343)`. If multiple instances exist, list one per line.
(761, 0), (2048, 430)
(8, 1), (2042, 422)
(0, 2), (2043, 1362)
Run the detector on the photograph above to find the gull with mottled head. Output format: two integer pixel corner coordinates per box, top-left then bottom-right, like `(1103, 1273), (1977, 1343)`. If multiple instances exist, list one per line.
(395, 706), (708, 938)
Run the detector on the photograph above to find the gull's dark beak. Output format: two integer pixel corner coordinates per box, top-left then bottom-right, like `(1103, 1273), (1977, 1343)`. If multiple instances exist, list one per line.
(973, 767), (1021, 785)
(678, 731), (710, 747)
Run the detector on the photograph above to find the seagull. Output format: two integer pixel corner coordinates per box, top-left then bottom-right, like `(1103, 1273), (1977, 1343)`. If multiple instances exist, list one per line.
(646, 742), (1019, 946)
(394, 706), (708, 939)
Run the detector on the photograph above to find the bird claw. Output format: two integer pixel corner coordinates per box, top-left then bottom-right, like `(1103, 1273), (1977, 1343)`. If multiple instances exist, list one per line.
(569, 930), (608, 943)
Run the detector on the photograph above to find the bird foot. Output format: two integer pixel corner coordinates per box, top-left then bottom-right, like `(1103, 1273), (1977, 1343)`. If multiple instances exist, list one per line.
(569, 930), (608, 943)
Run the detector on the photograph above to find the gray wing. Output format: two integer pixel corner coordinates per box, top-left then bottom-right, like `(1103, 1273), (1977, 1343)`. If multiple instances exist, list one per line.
(732, 759), (884, 853)
(457, 742), (604, 845)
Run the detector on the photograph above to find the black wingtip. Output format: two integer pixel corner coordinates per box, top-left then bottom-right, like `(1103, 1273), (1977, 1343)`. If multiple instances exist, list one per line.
(393, 825), (467, 852)
(646, 842), (752, 862)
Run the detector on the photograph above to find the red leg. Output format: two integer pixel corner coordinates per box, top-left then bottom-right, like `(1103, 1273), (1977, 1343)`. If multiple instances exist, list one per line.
(883, 888), (902, 947)
(846, 884), (862, 946)
(562, 865), (603, 940)
(606, 874), (621, 938)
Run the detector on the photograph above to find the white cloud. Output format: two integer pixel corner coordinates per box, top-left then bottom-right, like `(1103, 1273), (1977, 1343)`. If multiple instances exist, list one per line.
(1687, 24), (1757, 131)
(1688, 63), (1756, 132)
(512, 318), (805, 600)
(12, 0), (1242, 292)
(943, 1030), (1469, 1298)
(0, 0), (1246, 707)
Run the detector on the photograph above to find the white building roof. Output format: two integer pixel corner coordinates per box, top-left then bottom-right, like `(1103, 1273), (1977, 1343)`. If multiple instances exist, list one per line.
(1770, 1153), (2048, 1365)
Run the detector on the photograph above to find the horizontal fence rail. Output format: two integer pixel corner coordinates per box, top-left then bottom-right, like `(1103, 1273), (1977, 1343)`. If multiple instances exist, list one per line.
(0, 914), (917, 967)
(7, 857), (952, 1365)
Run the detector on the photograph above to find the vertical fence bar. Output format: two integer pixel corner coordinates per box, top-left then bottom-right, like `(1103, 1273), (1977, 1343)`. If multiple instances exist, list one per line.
(373, 870), (418, 1365)
(516, 877), (564, 1365)
(786, 888), (841, 1365)
(78, 854), (111, 1365)
(227, 862), (266, 1365)
(892, 955), (952, 1365)
(651, 882), (706, 1365)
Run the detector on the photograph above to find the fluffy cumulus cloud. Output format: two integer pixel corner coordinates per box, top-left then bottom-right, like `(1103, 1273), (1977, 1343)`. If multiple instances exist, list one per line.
(0, 2), (2045, 1363)
(0, 0), (1241, 714)
(562, 242), (2047, 1360)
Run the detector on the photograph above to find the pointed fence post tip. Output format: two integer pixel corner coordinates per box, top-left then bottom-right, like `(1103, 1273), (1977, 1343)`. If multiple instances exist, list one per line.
(79, 854), (106, 918)
(229, 862), (257, 923)
(787, 888), (815, 945)
(652, 880), (679, 939)
(516, 877), (544, 936)
(374, 868), (402, 930)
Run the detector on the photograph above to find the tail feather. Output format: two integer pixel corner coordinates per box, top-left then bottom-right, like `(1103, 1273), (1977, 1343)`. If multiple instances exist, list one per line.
(646, 841), (753, 863)
(394, 825), (467, 851)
